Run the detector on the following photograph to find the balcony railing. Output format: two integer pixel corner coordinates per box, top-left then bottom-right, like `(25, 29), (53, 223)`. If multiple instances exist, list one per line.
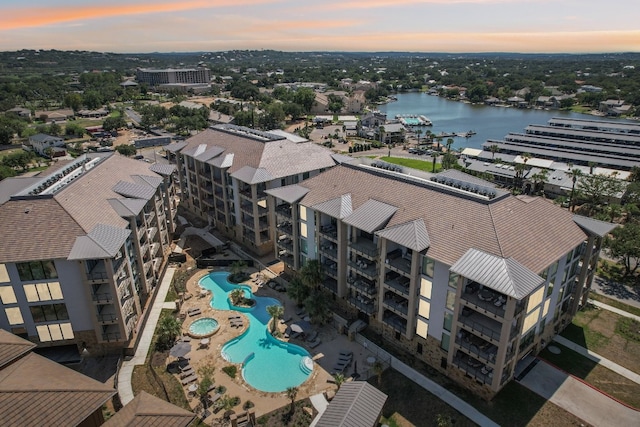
(281, 254), (295, 267)
(348, 296), (376, 315)
(386, 256), (412, 276)
(277, 238), (294, 252)
(92, 292), (113, 303)
(458, 312), (502, 344)
(452, 355), (493, 386)
(383, 297), (408, 316)
(97, 312), (118, 324)
(275, 204), (292, 219)
(348, 280), (376, 297)
(87, 270), (109, 283)
(455, 335), (497, 364)
(384, 274), (411, 297)
(348, 260), (377, 280)
(461, 288), (507, 318)
(101, 332), (122, 342)
(277, 222), (293, 236)
(349, 239), (378, 259)
(319, 224), (337, 241)
(322, 277), (338, 294)
(382, 311), (407, 332)
(319, 242), (338, 260)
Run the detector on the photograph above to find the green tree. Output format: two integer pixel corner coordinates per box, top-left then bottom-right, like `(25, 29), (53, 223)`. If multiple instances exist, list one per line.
(530, 169), (548, 195)
(286, 386), (298, 414)
(567, 168), (583, 212)
(327, 94), (344, 114)
(605, 222), (640, 277)
(0, 165), (17, 181)
(576, 173), (624, 216)
(48, 122), (62, 136)
(333, 373), (345, 390)
(489, 144), (499, 160)
(230, 289), (245, 306)
(83, 90), (103, 110)
(266, 304), (284, 333)
(299, 259), (323, 289)
(229, 260), (247, 283)
(304, 290), (330, 325)
(156, 315), (181, 350)
(65, 122), (85, 137)
(431, 151), (439, 173)
(294, 87), (316, 114)
(103, 116), (127, 132)
(63, 93), (83, 112)
(115, 144), (137, 157)
(372, 360), (384, 386)
(287, 276), (310, 307)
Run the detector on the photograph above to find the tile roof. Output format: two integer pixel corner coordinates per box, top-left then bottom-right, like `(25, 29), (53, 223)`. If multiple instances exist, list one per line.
(0, 352), (115, 427)
(0, 330), (36, 369)
(103, 391), (195, 427)
(149, 163), (176, 176)
(315, 381), (387, 427)
(297, 164), (588, 272)
(176, 126), (336, 182)
(343, 199), (397, 234)
(450, 248), (544, 299)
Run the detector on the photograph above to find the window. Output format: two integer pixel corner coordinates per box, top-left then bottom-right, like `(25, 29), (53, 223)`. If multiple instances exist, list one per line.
(303, 172), (310, 180)
(5, 307), (23, 325)
(417, 343), (423, 354)
(300, 223), (308, 238)
(446, 290), (456, 311)
(36, 323), (74, 342)
(441, 332), (450, 352)
(420, 278), (432, 299)
(416, 318), (429, 339)
(16, 260), (58, 281)
(443, 312), (453, 332)
(448, 272), (459, 289)
(0, 286), (17, 304)
(23, 282), (63, 302)
(0, 264), (9, 282)
(418, 299), (430, 319)
(422, 256), (435, 278)
(299, 205), (307, 221)
(30, 303), (69, 323)
(300, 238), (308, 255)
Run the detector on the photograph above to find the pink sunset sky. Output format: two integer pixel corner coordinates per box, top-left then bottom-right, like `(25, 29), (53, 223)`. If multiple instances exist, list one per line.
(1, 0), (638, 53)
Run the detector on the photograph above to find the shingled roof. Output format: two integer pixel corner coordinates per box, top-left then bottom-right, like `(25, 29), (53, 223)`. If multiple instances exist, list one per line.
(103, 391), (195, 427)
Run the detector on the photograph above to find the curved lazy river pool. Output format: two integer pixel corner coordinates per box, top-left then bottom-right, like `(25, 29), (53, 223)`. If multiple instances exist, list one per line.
(199, 271), (312, 392)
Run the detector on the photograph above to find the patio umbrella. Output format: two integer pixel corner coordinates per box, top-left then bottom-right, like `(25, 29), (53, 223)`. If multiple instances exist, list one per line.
(290, 323), (304, 334)
(169, 341), (191, 359)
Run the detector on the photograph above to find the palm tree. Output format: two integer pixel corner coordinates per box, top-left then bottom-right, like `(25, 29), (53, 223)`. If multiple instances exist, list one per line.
(378, 126), (386, 144)
(489, 144), (499, 160)
(300, 259), (323, 289)
(436, 137), (443, 151)
(287, 275), (310, 307)
(531, 169), (548, 195)
(521, 152), (531, 168)
(431, 151), (439, 173)
(304, 290), (330, 325)
(514, 163), (526, 191)
(588, 161), (597, 174)
(266, 304), (284, 333)
(229, 260), (247, 283)
(372, 360), (384, 386)
(156, 315), (181, 350)
(415, 129), (423, 145)
(286, 386), (298, 414)
(568, 168), (583, 212)
(230, 288), (244, 306)
(445, 138), (454, 152)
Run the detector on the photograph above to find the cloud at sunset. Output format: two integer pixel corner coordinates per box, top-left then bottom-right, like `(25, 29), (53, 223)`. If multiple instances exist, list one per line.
(0, 0), (637, 53)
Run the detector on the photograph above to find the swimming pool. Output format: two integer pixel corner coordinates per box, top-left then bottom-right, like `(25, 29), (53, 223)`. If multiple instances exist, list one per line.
(188, 317), (219, 338)
(199, 271), (312, 392)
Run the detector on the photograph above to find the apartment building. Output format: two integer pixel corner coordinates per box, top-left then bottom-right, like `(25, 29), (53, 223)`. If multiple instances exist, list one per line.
(135, 67), (212, 86)
(165, 124), (339, 255)
(0, 154), (178, 355)
(266, 162), (614, 398)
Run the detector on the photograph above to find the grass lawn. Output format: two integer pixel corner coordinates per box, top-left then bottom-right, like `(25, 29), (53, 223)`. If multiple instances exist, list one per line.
(0, 148), (22, 159)
(589, 291), (640, 317)
(379, 156), (442, 173)
(539, 343), (640, 409)
(561, 304), (640, 374)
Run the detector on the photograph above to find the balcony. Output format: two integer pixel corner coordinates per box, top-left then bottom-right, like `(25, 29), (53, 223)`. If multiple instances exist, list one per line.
(349, 239), (378, 260)
(382, 310), (407, 332)
(277, 237), (294, 252)
(452, 352), (493, 386)
(322, 277), (338, 294)
(87, 260), (109, 283)
(147, 226), (158, 241)
(461, 286), (507, 318)
(455, 331), (497, 364)
(203, 197), (215, 207)
(348, 258), (377, 280)
(383, 294), (409, 316)
(151, 242), (161, 257)
(384, 271), (411, 297)
(101, 325), (122, 342)
(241, 201), (253, 214)
(348, 295), (376, 315)
(275, 204), (292, 219)
(348, 278), (376, 297)
(97, 305), (118, 324)
(386, 256), (412, 276)
(458, 310), (502, 344)
(323, 260), (338, 278)
(277, 221), (293, 236)
(281, 253), (294, 267)
(319, 224), (337, 241)
(144, 210), (156, 223)
(319, 241), (338, 260)
(239, 187), (252, 199)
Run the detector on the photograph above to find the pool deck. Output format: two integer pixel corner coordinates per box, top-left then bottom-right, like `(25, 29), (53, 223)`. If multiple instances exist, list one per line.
(175, 267), (377, 423)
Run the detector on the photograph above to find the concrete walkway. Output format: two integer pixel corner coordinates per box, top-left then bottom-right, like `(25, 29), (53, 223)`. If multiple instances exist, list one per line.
(117, 267), (176, 405)
(308, 393), (329, 427)
(553, 335), (640, 385)
(354, 334), (499, 427)
(589, 299), (640, 322)
(519, 360), (639, 426)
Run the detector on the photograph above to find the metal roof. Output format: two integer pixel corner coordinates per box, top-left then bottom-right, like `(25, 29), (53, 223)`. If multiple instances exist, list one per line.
(376, 219), (430, 252)
(107, 198), (147, 217)
(195, 146), (224, 162)
(312, 193), (352, 219)
(132, 174), (163, 189)
(315, 381), (387, 427)
(230, 166), (274, 185)
(331, 153), (356, 164)
(208, 152), (234, 168)
(112, 181), (156, 200)
(265, 184), (309, 204)
(572, 215), (618, 237)
(343, 199), (397, 234)
(164, 141), (188, 153)
(68, 224), (130, 260)
(103, 391), (195, 427)
(450, 248), (544, 299)
(149, 163), (176, 176)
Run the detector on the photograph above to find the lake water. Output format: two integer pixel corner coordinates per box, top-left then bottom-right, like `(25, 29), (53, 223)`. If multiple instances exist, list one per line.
(378, 92), (610, 150)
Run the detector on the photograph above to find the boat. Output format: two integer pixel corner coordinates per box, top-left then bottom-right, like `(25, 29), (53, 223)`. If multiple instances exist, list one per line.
(395, 114), (432, 127)
(456, 130), (476, 138)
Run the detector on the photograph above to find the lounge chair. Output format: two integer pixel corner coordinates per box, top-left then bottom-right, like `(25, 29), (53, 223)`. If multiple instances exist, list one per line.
(228, 315), (242, 320)
(179, 364), (193, 372)
(306, 331), (318, 342)
(180, 368), (195, 379)
(339, 350), (353, 358)
(338, 355), (352, 364)
(295, 307), (305, 316)
(180, 374), (197, 385)
(308, 338), (321, 349)
(280, 315), (292, 324)
(332, 361), (348, 373)
(208, 392), (221, 404)
(188, 308), (201, 317)
(181, 336), (192, 343)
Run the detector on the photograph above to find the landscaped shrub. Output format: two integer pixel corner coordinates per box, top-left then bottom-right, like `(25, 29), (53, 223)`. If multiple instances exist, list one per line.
(243, 400), (255, 410)
(222, 365), (237, 378)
